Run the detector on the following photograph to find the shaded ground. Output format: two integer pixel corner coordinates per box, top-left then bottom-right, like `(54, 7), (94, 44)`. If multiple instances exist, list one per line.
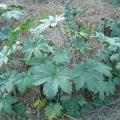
(0, 0), (120, 120)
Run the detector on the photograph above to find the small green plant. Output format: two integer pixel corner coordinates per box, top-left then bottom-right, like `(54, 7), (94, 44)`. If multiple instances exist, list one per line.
(45, 103), (63, 120)
(112, 0), (120, 4)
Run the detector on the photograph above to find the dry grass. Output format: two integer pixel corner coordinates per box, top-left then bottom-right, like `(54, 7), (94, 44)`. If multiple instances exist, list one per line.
(0, 0), (120, 120)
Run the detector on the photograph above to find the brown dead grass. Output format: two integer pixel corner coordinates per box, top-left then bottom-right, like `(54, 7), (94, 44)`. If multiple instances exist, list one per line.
(0, 0), (120, 120)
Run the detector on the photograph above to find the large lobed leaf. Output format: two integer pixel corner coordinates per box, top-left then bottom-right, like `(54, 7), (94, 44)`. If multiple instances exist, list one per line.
(52, 47), (72, 64)
(23, 35), (54, 60)
(0, 71), (32, 94)
(96, 81), (115, 100)
(0, 71), (17, 92)
(96, 32), (120, 47)
(15, 72), (32, 94)
(31, 63), (73, 98)
(0, 93), (18, 113)
(73, 60), (112, 92)
(2, 10), (24, 20)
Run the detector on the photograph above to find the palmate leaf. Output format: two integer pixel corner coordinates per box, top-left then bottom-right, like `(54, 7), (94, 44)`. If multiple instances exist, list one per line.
(0, 26), (11, 41)
(64, 7), (76, 20)
(96, 32), (120, 47)
(45, 103), (63, 120)
(31, 63), (72, 98)
(97, 49), (110, 62)
(0, 93), (18, 113)
(64, 7), (86, 20)
(23, 35), (54, 60)
(25, 53), (51, 65)
(97, 19), (120, 37)
(14, 103), (26, 117)
(66, 21), (81, 31)
(73, 60), (112, 91)
(30, 15), (65, 34)
(15, 72), (32, 94)
(0, 71), (32, 94)
(2, 10), (24, 20)
(62, 96), (80, 117)
(96, 81), (115, 100)
(72, 35), (90, 54)
(53, 47), (72, 64)
(106, 19), (120, 37)
(0, 71), (17, 92)
(0, 42), (22, 67)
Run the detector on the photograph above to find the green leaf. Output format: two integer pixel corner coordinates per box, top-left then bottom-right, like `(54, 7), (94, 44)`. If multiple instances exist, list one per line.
(116, 62), (120, 69)
(0, 26), (11, 41)
(45, 103), (63, 120)
(112, 0), (120, 4)
(53, 47), (72, 64)
(2, 10), (24, 20)
(66, 21), (81, 31)
(73, 60), (112, 91)
(8, 4), (25, 10)
(0, 4), (7, 10)
(76, 7), (86, 15)
(97, 19), (120, 37)
(0, 71), (17, 92)
(110, 53), (120, 62)
(93, 60), (112, 77)
(96, 32), (120, 47)
(7, 17), (34, 49)
(72, 35), (90, 54)
(80, 26), (91, 36)
(97, 19), (107, 33)
(18, 17), (35, 31)
(14, 103), (26, 117)
(15, 72), (32, 93)
(64, 7), (75, 20)
(80, 104), (93, 115)
(113, 77), (120, 86)
(107, 20), (120, 37)
(23, 35), (53, 60)
(41, 10), (52, 19)
(30, 15), (64, 34)
(43, 79), (59, 98)
(64, 7), (86, 20)
(34, 98), (47, 108)
(7, 28), (21, 50)
(0, 93), (18, 113)
(97, 50), (110, 62)
(0, 52), (8, 67)
(108, 45), (118, 52)
(25, 53), (50, 65)
(78, 95), (88, 106)
(62, 96), (80, 117)
(31, 63), (72, 98)
(96, 81), (115, 100)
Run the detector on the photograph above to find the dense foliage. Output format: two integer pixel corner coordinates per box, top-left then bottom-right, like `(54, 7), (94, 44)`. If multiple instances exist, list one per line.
(0, 2), (120, 120)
